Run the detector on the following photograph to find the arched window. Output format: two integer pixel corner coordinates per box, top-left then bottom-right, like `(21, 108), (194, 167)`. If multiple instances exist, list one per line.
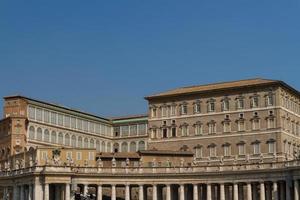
(36, 128), (43, 141)
(130, 141), (136, 152)
(121, 142), (128, 152)
(84, 138), (89, 148)
(90, 139), (95, 149)
(29, 126), (35, 139)
(44, 129), (50, 142)
(96, 140), (100, 151)
(138, 141), (145, 151)
(71, 135), (76, 147)
(113, 143), (119, 153)
(58, 132), (63, 144)
(101, 141), (106, 152)
(78, 137), (83, 148)
(51, 131), (57, 143)
(65, 134), (70, 146)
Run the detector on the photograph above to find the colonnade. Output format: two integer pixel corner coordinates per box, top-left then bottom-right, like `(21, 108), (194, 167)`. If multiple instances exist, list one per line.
(1, 179), (299, 200)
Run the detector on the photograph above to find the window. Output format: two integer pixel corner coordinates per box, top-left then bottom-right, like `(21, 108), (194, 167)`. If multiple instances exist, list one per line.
(64, 115), (70, 128)
(37, 128), (43, 141)
(41, 151), (48, 160)
(151, 129), (157, 139)
(180, 104), (188, 115)
(58, 114), (63, 126)
(267, 118), (275, 129)
(71, 117), (76, 129)
(65, 134), (70, 146)
(89, 122), (95, 133)
(252, 119), (260, 130)
(162, 128), (168, 138)
(66, 151), (72, 160)
(223, 144), (231, 157)
(195, 123), (203, 135)
(138, 124), (147, 135)
(28, 106), (35, 119)
(208, 122), (216, 134)
(84, 138), (89, 148)
(138, 141), (145, 151)
(171, 127), (176, 137)
(170, 104), (176, 116)
(151, 108), (157, 118)
(208, 144), (216, 157)
(238, 120), (245, 131)
(121, 125), (129, 136)
(29, 126), (35, 139)
(194, 101), (201, 113)
(181, 125), (188, 136)
(266, 94), (274, 106)
(208, 101), (215, 112)
(161, 106), (167, 117)
(194, 145), (202, 158)
(253, 141), (261, 155)
(130, 125), (137, 136)
(267, 140), (276, 154)
(78, 137), (83, 148)
(88, 152), (94, 160)
(71, 135), (76, 147)
(58, 132), (63, 144)
(44, 110), (50, 123)
(222, 99), (230, 111)
(237, 142), (245, 155)
(223, 122), (231, 133)
(236, 97), (244, 109)
(251, 96), (259, 108)
(50, 112), (57, 124)
(44, 129), (50, 142)
(77, 119), (82, 130)
(36, 108), (43, 121)
(83, 120), (88, 131)
(51, 131), (57, 143)
(76, 152), (82, 160)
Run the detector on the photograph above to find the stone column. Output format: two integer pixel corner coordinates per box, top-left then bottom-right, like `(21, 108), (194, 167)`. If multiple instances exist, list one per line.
(273, 181), (278, 200)
(83, 184), (88, 196)
(44, 184), (49, 200)
(294, 180), (299, 200)
(97, 185), (102, 200)
(125, 185), (130, 200)
(28, 185), (33, 200)
(65, 184), (70, 200)
(33, 182), (43, 200)
(111, 185), (116, 200)
(152, 185), (157, 200)
(233, 183), (238, 200)
(139, 185), (144, 200)
(13, 186), (19, 200)
(220, 183), (225, 200)
(286, 180), (291, 200)
(193, 184), (199, 200)
(179, 184), (185, 200)
(247, 183), (252, 200)
(20, 185), (24, 200)
(166, 185), (171, 200)
(260, 182), (265, 200)
(207, 184), (212, 200)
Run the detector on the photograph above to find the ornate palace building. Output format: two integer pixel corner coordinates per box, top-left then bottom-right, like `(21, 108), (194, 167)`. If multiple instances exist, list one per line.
(0, 78), (299, 200)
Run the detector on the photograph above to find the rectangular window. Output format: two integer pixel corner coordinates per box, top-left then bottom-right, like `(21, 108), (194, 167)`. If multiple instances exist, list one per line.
(195, 147), (202, 158)
(237, 99), (244, 109)
(83, 120), (88, 131)
(161, 106), (167, 117)
(181, 105), (188, 115)
(58, 114), (63, 126)
(238, 144), (245, 155)
(41, 151), (48, 160)
(252, 97), (259, 108)
(238, 121), (245, 131)
(208, 102), (215, 112)
(208, 123), (216, 134)
(224, 146), (231, 156)
(181, 126), (188, 136)
(95, 123), (101, 134)
(76, 152), (82, 160)
(44, 110), (50, 123)
(88, 152), (94, 161)
(64, 115), (70, 128)
(267, 95), (274, 106)
(252, 119), (260, 130)
(253, 143), (260, 155)
(121, 125), (129, 136)
(66, 151), (72, 160)
(194, 103), (201, 113)
(28, 106), (36, 120)
(151, 108), (157, 118)
(138, 124), (147, 135)
(223, 122), (231, 133)
(195, 125), (202, 135)
(130, 125), (137, 135)
(267, 118), (275, 129)
(268, 142), (275, 154)
(71, 117), (76, 129)
(89, 122), (95, 133)
(209, 147), (216, 157)
(50, 112), (57, 124)
(163, 128), (168, 138)
(170, 105), (176, 116)
(222, 100), (229, 111)
(36, 108), (43, 121)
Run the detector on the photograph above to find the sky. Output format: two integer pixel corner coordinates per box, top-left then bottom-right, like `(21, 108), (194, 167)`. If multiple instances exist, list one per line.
(0, 0), (300, 118)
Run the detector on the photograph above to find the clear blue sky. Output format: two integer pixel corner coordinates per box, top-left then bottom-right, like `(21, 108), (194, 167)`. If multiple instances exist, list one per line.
(0, 1), (300, 117)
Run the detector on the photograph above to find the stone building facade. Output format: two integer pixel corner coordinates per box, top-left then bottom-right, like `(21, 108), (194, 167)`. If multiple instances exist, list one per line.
(0, 78), (299, 200)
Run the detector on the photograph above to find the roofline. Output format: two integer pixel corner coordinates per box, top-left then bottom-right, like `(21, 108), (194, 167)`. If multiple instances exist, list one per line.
(145, 79), (300, 100)
(3, 95), (110, 122)
(110, 114), (148, 121)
